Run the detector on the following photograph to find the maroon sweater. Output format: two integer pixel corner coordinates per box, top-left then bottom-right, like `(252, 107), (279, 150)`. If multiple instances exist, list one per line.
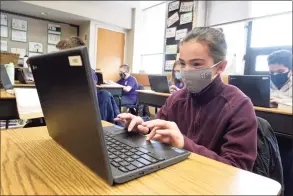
(158, 75), (257, 170)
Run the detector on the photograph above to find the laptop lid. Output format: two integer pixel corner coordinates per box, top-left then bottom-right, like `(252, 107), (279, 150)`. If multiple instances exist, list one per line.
(27, 46), (113, 185)
(95, 71), (104, 85)
(148, 75), (170, 93)
(228, 75), (271, 107)
(0, 65), (13, 90)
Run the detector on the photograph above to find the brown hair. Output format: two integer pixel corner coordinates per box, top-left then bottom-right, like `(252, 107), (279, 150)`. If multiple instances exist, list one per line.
(56, 36), (86, 50)
(181, 27), (227, 64)
(171, 60), (182, 85)
(119, 64), (130, 73)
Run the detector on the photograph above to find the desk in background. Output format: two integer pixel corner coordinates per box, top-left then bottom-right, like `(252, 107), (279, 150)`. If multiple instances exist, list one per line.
(0, 84), (123, 125)
(1, 122), (281, 195)
(0, 89), (19, 129)
(137, 90), (293, 138)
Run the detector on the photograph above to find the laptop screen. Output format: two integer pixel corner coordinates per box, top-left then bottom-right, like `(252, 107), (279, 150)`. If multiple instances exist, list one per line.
(0, 65), (13, 90)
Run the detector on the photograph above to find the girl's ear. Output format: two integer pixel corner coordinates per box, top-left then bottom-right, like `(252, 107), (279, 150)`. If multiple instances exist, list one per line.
(216, 60), (227, 74)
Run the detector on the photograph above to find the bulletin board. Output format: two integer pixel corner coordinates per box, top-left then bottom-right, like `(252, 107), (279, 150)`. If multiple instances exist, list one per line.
(164, 0), (195, 72)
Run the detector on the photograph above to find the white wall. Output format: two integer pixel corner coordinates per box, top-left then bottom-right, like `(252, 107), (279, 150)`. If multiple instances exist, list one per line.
(79, 21), (91, 47)
(23, 1), (133, 29)
(206, 1), (250, 26)
(206, 1), (292, 26)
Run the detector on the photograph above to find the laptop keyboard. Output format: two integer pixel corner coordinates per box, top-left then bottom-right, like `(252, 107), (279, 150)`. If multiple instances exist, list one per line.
(104, 131), (165, 173)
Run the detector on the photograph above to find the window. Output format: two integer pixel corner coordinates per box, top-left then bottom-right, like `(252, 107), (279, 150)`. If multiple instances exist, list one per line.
(249, 1), (292, 18)
(255, 55), (269, 72)
(216, 22), (248, 75)
(250, 13), (292, 48)
(244, 12), (292, 75)
(139, 2), (167, 74)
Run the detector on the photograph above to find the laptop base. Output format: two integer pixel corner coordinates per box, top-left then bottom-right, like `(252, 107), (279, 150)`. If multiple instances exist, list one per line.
(103, 126), (190, 184)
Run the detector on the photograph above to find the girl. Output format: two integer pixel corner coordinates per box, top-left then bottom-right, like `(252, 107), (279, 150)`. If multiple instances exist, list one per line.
(169, 60), (184, 93)
(115, 27), (257, 171)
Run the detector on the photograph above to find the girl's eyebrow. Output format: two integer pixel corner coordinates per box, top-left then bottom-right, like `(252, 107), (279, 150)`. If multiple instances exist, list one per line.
(179, 58), (205, 62)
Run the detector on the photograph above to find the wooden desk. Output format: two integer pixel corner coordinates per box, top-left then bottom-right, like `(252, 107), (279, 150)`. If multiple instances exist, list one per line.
(136, 90), (293, 138)
(0, 89), (19, 128)
(254, 106), (292, 138)
(1, 122), (281, 195)
(97, 84), (123, 97)
(13, 83), (35, 88)
(0, 84), (124, 124)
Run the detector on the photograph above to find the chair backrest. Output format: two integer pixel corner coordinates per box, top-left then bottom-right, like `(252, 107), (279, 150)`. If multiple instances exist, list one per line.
(253, 117), (284, 195)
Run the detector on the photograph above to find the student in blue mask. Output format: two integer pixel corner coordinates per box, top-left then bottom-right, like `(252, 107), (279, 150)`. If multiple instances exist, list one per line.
(169, 60), (184, 93)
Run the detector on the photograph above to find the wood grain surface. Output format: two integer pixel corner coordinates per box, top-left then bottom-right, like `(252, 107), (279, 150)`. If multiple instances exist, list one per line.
(136, 90), (171, 97)
(1, 123), (281, 195)
(0, 89), (15, 99)
(254, 106), (292, 115)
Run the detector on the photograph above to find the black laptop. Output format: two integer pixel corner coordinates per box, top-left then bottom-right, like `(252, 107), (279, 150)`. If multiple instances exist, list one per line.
(17, 68), (35, 84)
(0, 65), (13, 90)
(228, 75), (277, 108)
(148, 75), (170, 93)
(27, 46), (190, 185)
(95, 71), (104, 85)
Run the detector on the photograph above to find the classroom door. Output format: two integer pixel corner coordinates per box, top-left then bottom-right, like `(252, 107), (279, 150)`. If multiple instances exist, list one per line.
(96, 28), (125, 81)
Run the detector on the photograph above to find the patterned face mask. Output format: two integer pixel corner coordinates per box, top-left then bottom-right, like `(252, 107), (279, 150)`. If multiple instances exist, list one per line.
(181, 61), (221, 94)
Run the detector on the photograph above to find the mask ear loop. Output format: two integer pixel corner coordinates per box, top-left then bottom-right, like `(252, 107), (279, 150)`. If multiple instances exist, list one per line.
(211, 61), (222, 80)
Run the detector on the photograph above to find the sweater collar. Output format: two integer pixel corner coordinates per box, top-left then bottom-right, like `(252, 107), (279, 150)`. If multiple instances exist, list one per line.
(187, 75), (225, 105)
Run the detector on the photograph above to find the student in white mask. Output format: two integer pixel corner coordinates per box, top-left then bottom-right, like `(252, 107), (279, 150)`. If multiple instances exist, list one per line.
(115, 27), (257, 171)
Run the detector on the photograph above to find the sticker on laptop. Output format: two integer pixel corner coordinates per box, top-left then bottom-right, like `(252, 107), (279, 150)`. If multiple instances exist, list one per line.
(68, 56), (82, 66)
(171, 147), (185, 153)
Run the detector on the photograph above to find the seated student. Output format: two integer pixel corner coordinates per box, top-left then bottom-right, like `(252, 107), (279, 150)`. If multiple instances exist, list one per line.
(168, 60), (184, 93)
(117, 64), (138, 106)
(267, 50), (292, 105)
(115, 27), (257, 170)
(56, 36), (120, 123)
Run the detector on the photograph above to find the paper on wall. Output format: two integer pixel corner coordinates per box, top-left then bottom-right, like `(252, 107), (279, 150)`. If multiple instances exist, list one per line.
(175, 28), (188, 40)
(12, 18), (27, 31)
(1, 40), (7, 51)
(48, 34), (61, 45)
(29, 42), (43, 53)
(168, 1), (180, 12)
(165, 60), (175, 70)
(14, 88), (44, 120)
(165, 45), (177, 54)
(1, 13), (8, 26)
(167, 12), (179, 27)
(47, 45), (59, 53)
(11, 48), (26, 58)
(12, 30), (27, 42)
(48, 24), (61, 35)
(180, 2), (194, 12)
(166, 27), (176, 38)
(1, 26), (8, 38)
(180, 12), (193, 25)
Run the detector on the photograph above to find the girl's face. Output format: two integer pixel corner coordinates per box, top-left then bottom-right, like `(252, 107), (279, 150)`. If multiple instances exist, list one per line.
(178, 41), (227, 76)
(173, 64), (181, 73)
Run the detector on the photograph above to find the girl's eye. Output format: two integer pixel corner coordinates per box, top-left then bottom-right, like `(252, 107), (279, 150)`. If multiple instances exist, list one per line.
(192, 63), (201, 67)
